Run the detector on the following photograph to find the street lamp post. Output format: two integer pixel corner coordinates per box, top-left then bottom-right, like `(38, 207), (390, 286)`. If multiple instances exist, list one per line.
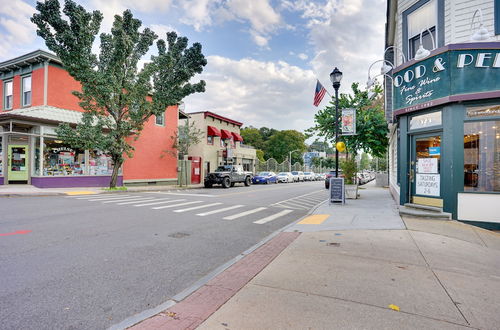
(330, 67), (343, 178)
(289, 149), (300, 172)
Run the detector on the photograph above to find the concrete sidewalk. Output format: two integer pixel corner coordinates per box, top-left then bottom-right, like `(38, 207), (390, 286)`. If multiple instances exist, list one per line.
(0, 183), (204, 197)
(130, 182), (500, 330)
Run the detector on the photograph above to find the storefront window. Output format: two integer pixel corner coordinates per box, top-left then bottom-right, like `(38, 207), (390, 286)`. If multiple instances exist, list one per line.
(0, 137), (2, 175)
(43, 139), (86, 176)
(464, 121), (500, 192)
(34, 137), (41, 176)
(89, 150), (113, 175)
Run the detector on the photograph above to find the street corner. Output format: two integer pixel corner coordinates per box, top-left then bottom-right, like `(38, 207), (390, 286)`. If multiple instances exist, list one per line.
(65, 191), (98, 196)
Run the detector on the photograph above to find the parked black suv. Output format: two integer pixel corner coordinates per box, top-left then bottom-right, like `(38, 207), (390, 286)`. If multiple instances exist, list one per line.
(204, 165), (252, 188)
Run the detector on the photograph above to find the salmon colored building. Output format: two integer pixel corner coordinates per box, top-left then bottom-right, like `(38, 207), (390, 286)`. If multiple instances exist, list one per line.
(0, 50), (181, 187)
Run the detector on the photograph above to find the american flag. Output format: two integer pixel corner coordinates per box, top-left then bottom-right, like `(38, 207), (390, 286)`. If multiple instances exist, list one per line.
(313, 80), (326, 107)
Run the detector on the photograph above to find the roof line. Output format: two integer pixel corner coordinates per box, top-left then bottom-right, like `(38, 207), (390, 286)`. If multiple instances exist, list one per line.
(0, 49), (62, 71)
(188, 111), (243, 126)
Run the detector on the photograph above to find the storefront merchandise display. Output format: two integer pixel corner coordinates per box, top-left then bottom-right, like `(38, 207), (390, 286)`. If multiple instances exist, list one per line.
(43, 140), (85, 176)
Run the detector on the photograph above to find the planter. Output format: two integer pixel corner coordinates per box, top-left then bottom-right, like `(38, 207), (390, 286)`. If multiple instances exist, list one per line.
(345, 184), (358, 199)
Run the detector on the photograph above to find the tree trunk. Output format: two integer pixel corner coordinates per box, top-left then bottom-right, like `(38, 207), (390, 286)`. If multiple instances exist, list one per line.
(110, 159), (123, 188)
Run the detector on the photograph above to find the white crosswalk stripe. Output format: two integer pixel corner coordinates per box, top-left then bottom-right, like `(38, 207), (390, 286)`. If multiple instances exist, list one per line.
(223, 207), (267, 220)
(133, 199), (184, 207)
(102, 197), (153, 203)
(74, 194), (132, 200)
(173, 202), (223, 213)
(196, 205), (244, 216)
(152, 201), (203, 210)
(86, 195), (141, 201)
(117, 198), (158, 205)
(253, 209), (294, 224)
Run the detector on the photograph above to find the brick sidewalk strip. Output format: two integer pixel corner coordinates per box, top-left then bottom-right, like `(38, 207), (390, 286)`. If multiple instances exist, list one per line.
(129, 232), (301, 330)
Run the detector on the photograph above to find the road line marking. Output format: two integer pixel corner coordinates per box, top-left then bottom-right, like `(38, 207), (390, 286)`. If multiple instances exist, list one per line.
(197, 205), (244, 216)
(102, 197), (152, 203)
(152, 201), (203, 210)
(134, 199), (186, 207)
(173, 202), (223, 213)
(0, 230), (32, 237)
(223, 207), (267, 220)
(117, 198), (158, 205)
(274, 190), (325, 204)
(144, 192), (216, 198)
(76, 194), (133, 200)
(86, 195), (139, 201)
(254, 210), (294, 224)
(281, 199), (315, 207)
(66, 191), (97, 196)
(297, 214), (330, 224)
(300, 196), (326, 202)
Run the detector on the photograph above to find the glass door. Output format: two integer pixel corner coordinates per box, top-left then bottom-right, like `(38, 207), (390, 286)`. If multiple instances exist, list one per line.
(410, 134), (442, 207)
(8, 145), (29, 182)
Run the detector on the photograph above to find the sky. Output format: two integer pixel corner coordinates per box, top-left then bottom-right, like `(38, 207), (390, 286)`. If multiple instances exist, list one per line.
(0, 0), (386, 140)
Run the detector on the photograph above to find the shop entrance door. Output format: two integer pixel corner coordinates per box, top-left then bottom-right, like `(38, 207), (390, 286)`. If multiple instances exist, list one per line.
(8, 145), (29, 183)
(410, 134), (443, 207)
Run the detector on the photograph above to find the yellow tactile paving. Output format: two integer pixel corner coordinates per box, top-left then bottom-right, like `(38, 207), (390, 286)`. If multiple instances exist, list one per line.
(297, 214), (330, 225)
(65, 191), (97, 196)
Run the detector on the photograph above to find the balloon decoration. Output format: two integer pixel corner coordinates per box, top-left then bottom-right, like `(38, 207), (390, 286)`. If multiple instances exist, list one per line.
(336, 141), (346, 152)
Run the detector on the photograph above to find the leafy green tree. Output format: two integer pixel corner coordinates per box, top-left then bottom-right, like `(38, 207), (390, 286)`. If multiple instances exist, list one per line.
(308, 83), (388, 161)
(266, 130), (307, 163)
(359, 152), (371, 170)
(259, 127), (279, 141)
(32, 0), (207, 187)
(240, 127), (265, 150)
(170, 120), (204, 159)
(256, 150), (265, 162)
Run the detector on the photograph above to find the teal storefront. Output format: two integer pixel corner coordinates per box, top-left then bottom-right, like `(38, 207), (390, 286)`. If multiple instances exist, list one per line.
(393, 42), (500, 228)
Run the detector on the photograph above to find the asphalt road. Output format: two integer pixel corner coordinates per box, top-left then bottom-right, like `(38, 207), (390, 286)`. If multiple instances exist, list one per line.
(0, 181), (327, 330)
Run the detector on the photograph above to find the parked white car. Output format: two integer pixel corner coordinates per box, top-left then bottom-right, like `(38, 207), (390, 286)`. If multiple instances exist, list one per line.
(291, 171), (305, 182)
(276, 172), (294, 183)
(303, 172), (315, 181)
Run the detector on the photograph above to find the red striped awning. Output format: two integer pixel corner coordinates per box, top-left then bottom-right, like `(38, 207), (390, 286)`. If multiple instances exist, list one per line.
(207, 125), (221, 137)
(221, 129), (232, 139)
(232, 132), (243, 142)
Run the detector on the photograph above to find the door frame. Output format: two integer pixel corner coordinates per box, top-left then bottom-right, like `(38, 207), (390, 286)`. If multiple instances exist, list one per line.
(409, 131), (443, 207)
(7, 144), (30, 183)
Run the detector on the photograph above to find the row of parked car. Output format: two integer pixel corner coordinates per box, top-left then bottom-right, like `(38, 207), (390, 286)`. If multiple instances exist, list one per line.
(252, 171), (325, 184)
(324, 170), (376, 189)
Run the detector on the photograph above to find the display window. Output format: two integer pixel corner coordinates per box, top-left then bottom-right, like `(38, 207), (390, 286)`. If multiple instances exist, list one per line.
(464, 121), (500, 192)
(0, 137), (3, 175)
(43, 139), (85, 176)
(89, 150), (113, 175)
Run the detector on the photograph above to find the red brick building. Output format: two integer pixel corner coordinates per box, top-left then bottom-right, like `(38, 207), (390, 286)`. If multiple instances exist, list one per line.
(0, 50), (181, 187)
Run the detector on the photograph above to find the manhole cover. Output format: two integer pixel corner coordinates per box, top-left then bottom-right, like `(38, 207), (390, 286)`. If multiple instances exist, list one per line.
(168, 232), (190, 238)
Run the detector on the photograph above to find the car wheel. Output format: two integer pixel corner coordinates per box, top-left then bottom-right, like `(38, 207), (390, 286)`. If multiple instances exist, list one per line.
(204, 182), (212, 188)
(230, 182), (235, 187)
(274, 179), (278, 184)
(265, 179), (269, 184)
(244, 177), (251, 186)
(222, 177), (231, 188)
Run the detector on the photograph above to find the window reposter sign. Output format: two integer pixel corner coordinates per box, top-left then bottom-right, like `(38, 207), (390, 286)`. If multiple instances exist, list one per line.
(341, 108), (356, 136)
(415, 173), (440, 196)
(393, 44), (500, 116)
(417, 158), (438, 173)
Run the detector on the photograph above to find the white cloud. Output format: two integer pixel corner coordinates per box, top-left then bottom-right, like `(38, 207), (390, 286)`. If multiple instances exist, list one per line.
(183, 55), (320, 132)
(149, 24), (178, 38)
(0, 0), (36, 60)
(298, 53), (308, 60)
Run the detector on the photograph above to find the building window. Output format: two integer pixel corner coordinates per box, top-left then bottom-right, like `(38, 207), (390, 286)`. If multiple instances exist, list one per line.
(89, 150), (114, 175)
(207, 135), (214, 145)
(4, 80), (13, 109)
(230, 137), (235, 149)
(42, 139), (86, 176)
(22, 75), (31, 107)
(403, 0), (442, 60)
(155, 113), (165, 126)
(220, 138), (226, 148)
(464, 121), (500, 192)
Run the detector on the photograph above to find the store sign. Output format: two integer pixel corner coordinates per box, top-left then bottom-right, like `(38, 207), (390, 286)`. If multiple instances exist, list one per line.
(393, 44), (500, 115)
(428, 147), (440, 156)
(415, 173), (440, 196)
(341, 108), (356, 136)
(417, 158), (438, 174)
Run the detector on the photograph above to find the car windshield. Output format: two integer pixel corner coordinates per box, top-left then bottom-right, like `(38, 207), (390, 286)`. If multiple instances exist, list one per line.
(215, 166), (233, 172)
(277, 172), (287, 175)
(258, 172), (270, 176)
(304, 172), (311, 175)
(291, 171), (298, 175)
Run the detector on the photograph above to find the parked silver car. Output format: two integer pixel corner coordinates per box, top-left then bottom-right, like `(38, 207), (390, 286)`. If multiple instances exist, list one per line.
(276, 172), (294, 183)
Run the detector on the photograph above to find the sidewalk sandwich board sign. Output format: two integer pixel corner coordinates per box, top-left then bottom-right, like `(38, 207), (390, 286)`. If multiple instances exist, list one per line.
(329, 177), (345, 204)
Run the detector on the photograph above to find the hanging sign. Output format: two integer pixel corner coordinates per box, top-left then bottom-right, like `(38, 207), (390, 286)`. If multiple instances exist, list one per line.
(341, 108), (356, 135)
(415, 174), (440, 196)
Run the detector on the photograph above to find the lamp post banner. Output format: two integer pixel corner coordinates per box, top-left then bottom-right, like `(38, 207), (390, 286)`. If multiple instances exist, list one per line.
(341, 108), (356, 135)
(392, 43), (500, 116)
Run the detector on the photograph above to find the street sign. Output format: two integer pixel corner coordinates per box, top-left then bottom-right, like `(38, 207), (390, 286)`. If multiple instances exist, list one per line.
(329, 177), (345, 204)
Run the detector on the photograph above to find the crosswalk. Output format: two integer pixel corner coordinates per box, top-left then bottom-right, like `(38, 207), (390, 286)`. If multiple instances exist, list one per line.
(67, 193), (324, 225)
(271, 191), (327, 210)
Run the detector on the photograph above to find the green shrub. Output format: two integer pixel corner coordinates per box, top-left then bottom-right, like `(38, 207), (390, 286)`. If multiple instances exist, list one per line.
(340, 159), (358, 184)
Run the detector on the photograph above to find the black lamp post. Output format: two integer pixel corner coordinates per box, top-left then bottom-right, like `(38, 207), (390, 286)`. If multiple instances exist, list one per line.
(330, 67), (343, 178)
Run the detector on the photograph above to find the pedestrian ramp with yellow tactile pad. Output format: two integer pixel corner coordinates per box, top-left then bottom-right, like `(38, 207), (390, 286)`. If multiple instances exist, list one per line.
(65, 191), (97, 196)
(297, 214), (330, 225)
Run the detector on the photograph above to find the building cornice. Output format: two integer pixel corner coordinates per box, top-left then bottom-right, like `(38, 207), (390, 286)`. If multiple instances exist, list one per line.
(0, 49), (61, 73)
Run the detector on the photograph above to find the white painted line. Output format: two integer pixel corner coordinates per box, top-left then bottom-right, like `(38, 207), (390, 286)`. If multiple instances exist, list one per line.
(223, 207), (267, 220)
(152, 201), (203, 210)
(87, 195), (142, 202)
(144, 192), (216, 198)
(134, 199), (185, 207)
(117, 198), (158, 205)
(102, 197), (153, 203)
(173, 202), (223, 213)
(196, 205), (244, 216)
(253, 209), (294, 224)
(274, 191), (325, 205)
(78, 195), (133, 200)
(274, 204), (308, 210)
